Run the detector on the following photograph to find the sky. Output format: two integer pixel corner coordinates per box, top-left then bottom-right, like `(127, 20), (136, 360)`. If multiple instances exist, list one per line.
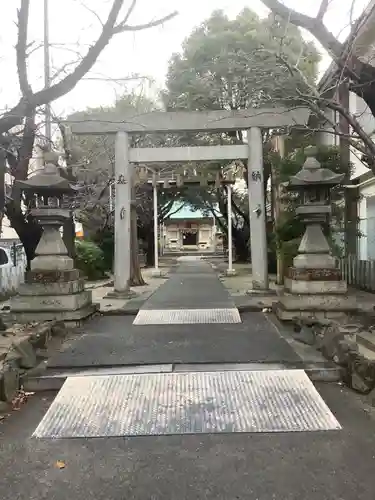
(0, 0), (370, 120)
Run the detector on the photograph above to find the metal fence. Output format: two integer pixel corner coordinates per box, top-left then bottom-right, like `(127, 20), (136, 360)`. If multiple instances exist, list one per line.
(339, 255), (375, 292)
(0, 242), (26, 299)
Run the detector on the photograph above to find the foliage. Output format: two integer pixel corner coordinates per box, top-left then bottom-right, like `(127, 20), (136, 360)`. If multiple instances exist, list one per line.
(90, 228), (115, 272)
(164, 8), (320, 112)
(74, 239), (106, 281)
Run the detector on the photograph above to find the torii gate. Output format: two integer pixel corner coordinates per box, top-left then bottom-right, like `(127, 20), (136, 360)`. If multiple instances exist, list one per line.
(68, 107), (309, 296)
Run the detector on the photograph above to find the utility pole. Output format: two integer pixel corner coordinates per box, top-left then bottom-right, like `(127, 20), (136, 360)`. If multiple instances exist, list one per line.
(44, 0), (52, 146)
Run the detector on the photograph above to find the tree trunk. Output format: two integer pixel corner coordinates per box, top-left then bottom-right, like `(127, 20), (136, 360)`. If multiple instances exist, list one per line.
(145, 229), (154, 267)
(232, 227), (249, 262)
(0, 148), (5, 236)
(6, 210), (42, 269)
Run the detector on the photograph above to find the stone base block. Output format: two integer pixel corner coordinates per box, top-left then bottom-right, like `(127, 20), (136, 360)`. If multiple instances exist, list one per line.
(246, 288), (277, 296)
(284, 278), (347, 295)
(31, 255), (74, 271)
(275, 306), (347, 322)
(105, 289), (137, 299)
(26, 269), (81, 284)
(224, 269), (237, 277)
(275, 294), (357, 322)
(278, 294), (357, 311)
(10, 290), (92, 312)
(18, 279), (85, 296)
(151, 269), (163, 277)
(5, 304), (99, 327)
(293, 254), (336, 269)
(287, 267), (341, 281)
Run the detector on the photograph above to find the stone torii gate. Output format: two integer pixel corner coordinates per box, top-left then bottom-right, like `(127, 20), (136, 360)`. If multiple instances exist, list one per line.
(68, 107), (309, 296)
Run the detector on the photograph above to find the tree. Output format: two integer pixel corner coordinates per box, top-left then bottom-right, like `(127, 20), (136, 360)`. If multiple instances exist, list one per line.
(1, 0), (177, 265)
(163, 8), (320, 260)
(261, 0), (375, 164)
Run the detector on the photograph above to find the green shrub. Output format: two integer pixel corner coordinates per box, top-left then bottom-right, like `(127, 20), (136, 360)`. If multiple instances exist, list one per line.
(91, 228), (114, 272)
(75, 239), (106, 280)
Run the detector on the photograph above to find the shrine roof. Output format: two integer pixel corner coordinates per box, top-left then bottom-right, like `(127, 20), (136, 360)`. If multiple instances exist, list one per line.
(165, 202), (221, 220)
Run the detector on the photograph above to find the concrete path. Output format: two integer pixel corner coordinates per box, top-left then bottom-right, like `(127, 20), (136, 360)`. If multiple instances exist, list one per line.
(141, 259), (236, 310)
(2, 258), (373, 499)
(47, 259), (299, 369)
(1, 385), (375, 499)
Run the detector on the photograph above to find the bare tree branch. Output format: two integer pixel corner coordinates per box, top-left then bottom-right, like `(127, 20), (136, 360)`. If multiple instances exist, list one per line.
(317, 0), (330, 21)
(261, 0), (343, 58)
(114, 10), (178, 34)
(16, 0), (32, 98)
(0, 0), (178, 135)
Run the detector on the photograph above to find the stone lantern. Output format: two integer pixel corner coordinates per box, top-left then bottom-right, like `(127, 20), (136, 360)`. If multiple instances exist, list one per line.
(287, 147), (344, 271)
(17, 161), (77, 272)
(276, 148), (357, 321)
(9, 160), (96, 324)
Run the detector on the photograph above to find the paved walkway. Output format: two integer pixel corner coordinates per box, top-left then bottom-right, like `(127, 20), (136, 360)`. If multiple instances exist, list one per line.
(2, 258), (375, 499)
(48, 259), (299, 369)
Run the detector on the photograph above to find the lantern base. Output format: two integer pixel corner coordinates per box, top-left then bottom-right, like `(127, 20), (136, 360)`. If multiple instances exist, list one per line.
(284, 278), (347, 295)
(5, 304), (99, 327)
(8, 268), (95, 326)
(275, 294), (357, 322)
(31, 255), (74, 271)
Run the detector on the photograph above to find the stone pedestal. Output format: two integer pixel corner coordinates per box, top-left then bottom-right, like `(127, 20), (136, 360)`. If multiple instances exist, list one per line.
(151, 268), (163, 277)
(276, 225), (357, 321)
(9, 226), (97, 325)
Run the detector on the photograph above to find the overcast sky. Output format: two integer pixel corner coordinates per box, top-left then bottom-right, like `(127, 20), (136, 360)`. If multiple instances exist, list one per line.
(0, 0), (370, 119)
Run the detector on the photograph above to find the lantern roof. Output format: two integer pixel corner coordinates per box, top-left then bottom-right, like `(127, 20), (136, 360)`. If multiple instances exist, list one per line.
(288, 147), (344, 188)
(16, 162), (78, 194)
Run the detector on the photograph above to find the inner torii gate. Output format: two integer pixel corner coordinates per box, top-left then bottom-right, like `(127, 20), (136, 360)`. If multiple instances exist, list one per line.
(68, 107), (309, 295)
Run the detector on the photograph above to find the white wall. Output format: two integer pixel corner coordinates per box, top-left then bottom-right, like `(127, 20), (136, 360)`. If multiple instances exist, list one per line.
(349, 92), (374, 180)
(358, 180), (375, 259)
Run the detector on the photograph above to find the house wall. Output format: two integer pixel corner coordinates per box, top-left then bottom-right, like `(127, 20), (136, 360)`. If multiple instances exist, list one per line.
(357, 179), (375, 259)
(349, 91), (374, 180)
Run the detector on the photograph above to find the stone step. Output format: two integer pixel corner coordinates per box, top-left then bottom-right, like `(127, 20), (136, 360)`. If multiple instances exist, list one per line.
(357, 343), (375, 361)
(22, 361), (343, 392)
(356, 331), (375, 355)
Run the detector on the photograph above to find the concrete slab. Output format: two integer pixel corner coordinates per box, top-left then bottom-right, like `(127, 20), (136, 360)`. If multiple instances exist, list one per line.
(32, 370), (340, 438)
(47, 313), (300, 368)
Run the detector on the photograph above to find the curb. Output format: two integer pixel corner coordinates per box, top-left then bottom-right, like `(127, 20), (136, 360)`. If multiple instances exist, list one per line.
(237, 304), (267, 313)
(100, 308), (140, 316)
(23, 360), (343, 392)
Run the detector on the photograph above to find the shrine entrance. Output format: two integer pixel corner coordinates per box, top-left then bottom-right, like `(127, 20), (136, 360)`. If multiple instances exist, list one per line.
(68, 107), (309, 295)
(182, 229), (197, 247)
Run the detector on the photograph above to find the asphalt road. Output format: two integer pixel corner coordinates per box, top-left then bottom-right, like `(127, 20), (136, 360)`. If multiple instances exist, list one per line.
(1, 383), (375, 500)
